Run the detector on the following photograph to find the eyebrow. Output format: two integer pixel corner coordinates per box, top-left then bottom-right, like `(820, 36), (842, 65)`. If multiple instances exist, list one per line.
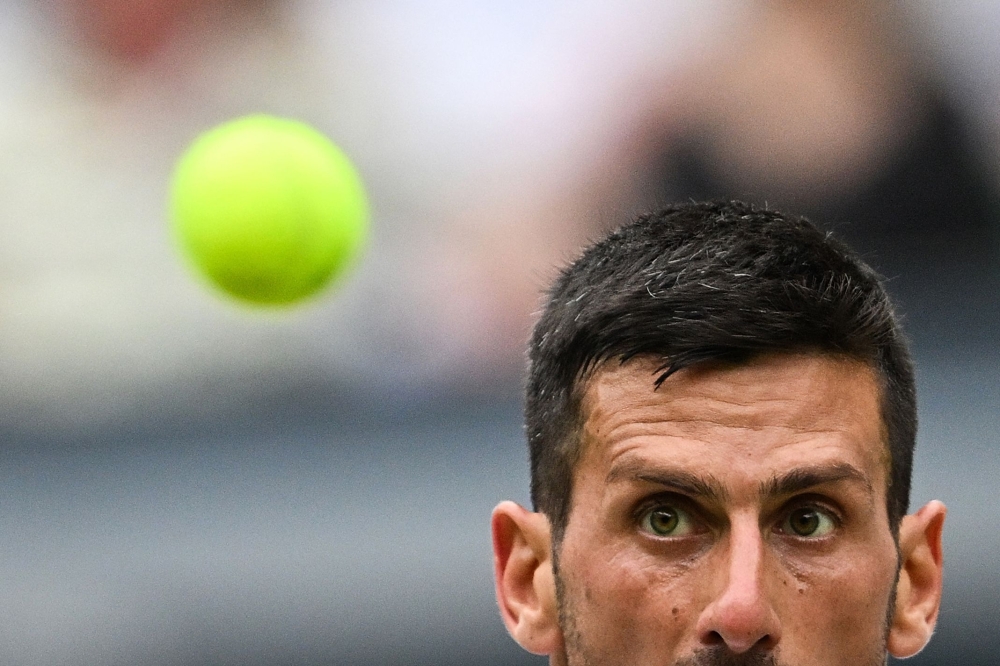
(760, 462), (873, 498)
(605, 459), (873, 504)
(605, 459), (728, 502)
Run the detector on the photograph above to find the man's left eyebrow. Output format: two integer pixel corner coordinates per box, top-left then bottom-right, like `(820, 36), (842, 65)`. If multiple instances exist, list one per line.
(760, 462), (873, 498)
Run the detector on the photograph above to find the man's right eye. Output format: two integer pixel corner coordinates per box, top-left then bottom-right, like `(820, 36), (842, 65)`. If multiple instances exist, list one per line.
(640, 504), (695, 537)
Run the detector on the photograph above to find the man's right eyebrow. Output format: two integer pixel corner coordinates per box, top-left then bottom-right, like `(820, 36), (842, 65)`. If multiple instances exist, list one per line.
(604, 460), (727, 501)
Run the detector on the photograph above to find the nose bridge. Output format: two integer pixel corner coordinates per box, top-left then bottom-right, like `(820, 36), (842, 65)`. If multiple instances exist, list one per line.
(695, 511), (781, 653)
(725, 514), (766, 600)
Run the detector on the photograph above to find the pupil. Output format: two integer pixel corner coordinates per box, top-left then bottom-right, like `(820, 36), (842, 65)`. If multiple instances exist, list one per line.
(792, 510), (820, 535)
(651, 509), (678, 534)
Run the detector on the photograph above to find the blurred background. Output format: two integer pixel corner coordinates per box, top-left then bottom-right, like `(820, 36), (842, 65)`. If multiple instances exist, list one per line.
(0, 0), (998, 664)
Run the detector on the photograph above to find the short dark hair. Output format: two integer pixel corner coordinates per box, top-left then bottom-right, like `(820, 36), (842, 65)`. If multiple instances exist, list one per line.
(526, 200), (915, 544)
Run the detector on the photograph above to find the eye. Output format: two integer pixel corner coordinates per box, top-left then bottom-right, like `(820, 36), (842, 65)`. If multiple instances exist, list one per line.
(781, 506), (836, 538)
(640, 504), (696, 537)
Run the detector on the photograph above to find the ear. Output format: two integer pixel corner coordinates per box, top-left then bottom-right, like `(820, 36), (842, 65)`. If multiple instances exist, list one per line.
(887, 500), (947, 658)
(491, 501), (562, 655)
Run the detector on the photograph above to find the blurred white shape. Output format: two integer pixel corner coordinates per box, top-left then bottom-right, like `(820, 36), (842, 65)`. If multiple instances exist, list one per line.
(0, 0), (732, 429)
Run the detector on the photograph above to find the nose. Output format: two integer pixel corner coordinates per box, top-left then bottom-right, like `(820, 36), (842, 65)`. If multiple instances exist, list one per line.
(695, 519), (782, 653)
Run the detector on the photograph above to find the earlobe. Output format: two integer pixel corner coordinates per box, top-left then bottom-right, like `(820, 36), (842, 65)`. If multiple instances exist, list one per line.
(887, 500), (947, 658)
(491, 501), (563, 655)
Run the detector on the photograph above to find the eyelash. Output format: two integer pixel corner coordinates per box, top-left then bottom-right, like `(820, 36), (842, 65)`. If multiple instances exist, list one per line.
(633, 495), (703, 535)
(634, 494), (687, 517)
(785, 496), (842, 519)
(775, 500), (843, 534)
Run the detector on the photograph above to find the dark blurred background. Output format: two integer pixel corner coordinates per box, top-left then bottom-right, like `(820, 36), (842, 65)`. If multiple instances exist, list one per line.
(0, 0), (998, 664)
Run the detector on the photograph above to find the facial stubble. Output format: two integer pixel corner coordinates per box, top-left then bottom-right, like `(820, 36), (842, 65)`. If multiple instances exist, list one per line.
(552, 560), (897, 666)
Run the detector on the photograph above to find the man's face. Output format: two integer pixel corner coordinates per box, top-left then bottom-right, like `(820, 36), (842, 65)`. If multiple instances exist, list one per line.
(554, 353), (898, 666)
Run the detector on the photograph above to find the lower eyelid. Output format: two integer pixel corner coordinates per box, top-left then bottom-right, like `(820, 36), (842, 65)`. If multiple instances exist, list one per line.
(638, 504), (704, 536)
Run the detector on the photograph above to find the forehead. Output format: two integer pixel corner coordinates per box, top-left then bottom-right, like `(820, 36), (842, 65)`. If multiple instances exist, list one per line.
(578, 353), (888, 489)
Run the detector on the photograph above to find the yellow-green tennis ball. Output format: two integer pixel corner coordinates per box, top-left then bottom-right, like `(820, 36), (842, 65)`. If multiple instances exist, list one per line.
(171, 115), (368, 305)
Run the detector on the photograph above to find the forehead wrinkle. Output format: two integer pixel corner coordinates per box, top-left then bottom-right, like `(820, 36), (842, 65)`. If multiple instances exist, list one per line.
(577, 354), (890, 503)
(585, 377), (866, 442)
(666, 393), (857, 434)
(582, 390), (807, 444)
(584, 354), (883, 434)
(592, 407), (859, 456)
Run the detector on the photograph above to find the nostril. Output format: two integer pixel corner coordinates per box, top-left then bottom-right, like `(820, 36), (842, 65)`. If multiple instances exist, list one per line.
(702, 630), (777, 654)
(704, 631), (725, 646)
(754, 634), (777, 651)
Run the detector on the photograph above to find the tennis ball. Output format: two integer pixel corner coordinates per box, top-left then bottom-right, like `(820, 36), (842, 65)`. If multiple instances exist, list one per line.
(170, 115), (368, 306)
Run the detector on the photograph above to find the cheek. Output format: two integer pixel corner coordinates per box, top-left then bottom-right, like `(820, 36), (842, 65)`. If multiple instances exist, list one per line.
(559, 539), (700, 659)
(777, 542), (899, 657)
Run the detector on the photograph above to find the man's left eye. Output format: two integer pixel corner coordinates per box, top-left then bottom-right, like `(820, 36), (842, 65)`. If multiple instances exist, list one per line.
(782, 507), (836, 538)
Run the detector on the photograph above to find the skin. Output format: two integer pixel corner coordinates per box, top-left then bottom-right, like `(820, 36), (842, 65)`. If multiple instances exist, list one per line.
(493, 353), (946, 666)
